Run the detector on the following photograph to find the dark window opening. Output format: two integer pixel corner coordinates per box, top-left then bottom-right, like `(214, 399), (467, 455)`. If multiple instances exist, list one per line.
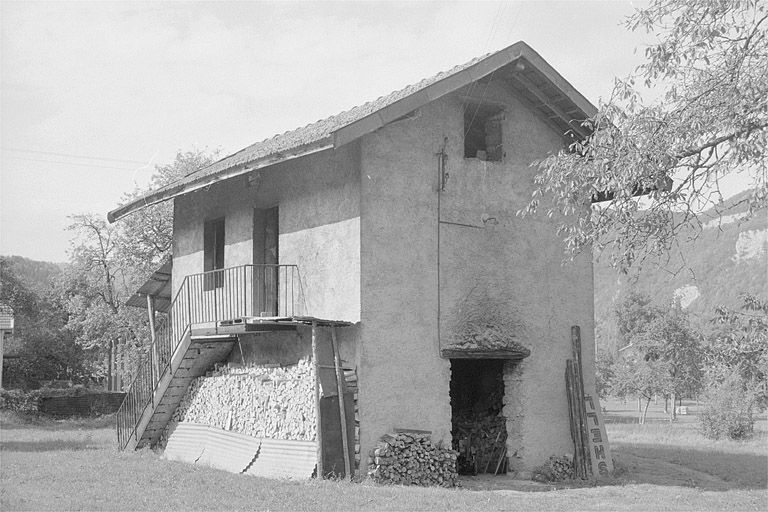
(450, 359), (507, 475)
(203, 217), (225, 290)
(464, 104), (504, 161)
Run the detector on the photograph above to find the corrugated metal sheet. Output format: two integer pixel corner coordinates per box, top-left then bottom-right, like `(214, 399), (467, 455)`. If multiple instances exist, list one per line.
(163, 422), (206, 464)
(244, 438), (317, 479)
(163, 422), (317, 479)
(125, 259), (172, 312)
(199, 428), (262, 474)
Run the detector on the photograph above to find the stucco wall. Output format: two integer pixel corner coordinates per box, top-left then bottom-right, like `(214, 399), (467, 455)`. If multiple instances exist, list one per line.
(359, 83), (595, 471)
(359, 99), (451, 464)
(172, 144), (361, 322)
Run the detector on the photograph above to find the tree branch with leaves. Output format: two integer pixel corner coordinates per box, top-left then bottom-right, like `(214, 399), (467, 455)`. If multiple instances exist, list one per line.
(521, 0), (767, 271)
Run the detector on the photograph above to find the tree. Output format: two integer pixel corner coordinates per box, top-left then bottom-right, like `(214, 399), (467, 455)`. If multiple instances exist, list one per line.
(59, 149), (219, 390)
(614, 290), (662, 352)
(698, 294), (767, 439)
(0, 257), (92, 387)
(63, 214), (147, 389)
(116, 149), (219, 277)
(594, 350), (615, 399)
(706, 293), (768, 401)
(611, 292), (702, 422)
(521, 0), (767, 270)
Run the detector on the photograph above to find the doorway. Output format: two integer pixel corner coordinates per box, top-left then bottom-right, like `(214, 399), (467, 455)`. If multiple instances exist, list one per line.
(253, 207), (278, 316)
(450, 359), (507, 475)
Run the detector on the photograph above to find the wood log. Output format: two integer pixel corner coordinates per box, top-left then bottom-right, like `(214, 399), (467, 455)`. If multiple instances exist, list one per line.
(159, 357), (317, 448)
(368, 432), (458, 487)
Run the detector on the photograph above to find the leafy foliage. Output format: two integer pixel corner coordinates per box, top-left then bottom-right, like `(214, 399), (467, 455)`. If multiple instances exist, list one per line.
(593, 188), (767, 359)
(594, 350), (615, 399)
(521, 0), (768, 270)
(116, 150), (218, 276)
(0, 389), (41, 413)
(608, 292), (703, 422)
(2, 150), (218, 389)
(700, 371), (758, 440)
(705, 293), (768, 402)
(1, 257), (94, 387)
(614, 290), (663, 350)
(56, 149), (219, 387)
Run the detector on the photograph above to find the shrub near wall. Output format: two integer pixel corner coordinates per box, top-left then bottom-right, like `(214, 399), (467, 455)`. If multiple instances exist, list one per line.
(0, 389), (42, 413)
(700, 373), (758, 440)
(160, 359), (316, 447)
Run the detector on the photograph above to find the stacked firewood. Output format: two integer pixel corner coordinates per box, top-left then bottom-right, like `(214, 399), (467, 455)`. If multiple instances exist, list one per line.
(532, 455), (574, 482)
(368, 432), (459, 487)
(159, 358), (316, 448)
(453, 415), (506, 474)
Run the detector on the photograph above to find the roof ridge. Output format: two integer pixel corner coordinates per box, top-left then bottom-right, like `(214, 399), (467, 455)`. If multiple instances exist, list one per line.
(109, 41), (598, 223)
(193, 48), (498, 176)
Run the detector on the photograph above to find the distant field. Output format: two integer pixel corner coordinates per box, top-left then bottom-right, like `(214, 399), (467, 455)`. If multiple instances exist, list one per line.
(1, 407), (766, 511)
(603, 398), (768, 491)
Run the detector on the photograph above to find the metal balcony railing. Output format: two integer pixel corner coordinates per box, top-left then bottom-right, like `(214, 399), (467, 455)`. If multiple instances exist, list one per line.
(116, 264), (304, 450)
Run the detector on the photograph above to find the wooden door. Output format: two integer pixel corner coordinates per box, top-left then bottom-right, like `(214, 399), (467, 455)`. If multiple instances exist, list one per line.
(253, 207), (279, 316)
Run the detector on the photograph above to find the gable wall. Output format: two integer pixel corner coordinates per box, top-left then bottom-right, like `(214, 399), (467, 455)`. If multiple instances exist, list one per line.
(172, 143), (362, 323)
(358, 81), (596, 471)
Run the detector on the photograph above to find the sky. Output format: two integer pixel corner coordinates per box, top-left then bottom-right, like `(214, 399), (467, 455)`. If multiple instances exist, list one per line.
(0, 0), (751, 262)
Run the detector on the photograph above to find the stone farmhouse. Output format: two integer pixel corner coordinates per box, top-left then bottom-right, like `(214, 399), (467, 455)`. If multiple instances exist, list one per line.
(109, 41), (599, 480)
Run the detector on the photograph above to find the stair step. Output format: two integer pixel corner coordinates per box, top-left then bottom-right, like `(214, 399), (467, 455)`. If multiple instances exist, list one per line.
(121, 329), (236, 450)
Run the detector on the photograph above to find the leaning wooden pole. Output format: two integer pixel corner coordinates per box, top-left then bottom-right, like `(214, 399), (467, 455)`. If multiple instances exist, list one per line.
(331, 326), (352, 479)
(571, 325), (592, 478)
(311, 322), (324, 478)
(565, 360), (586, 479)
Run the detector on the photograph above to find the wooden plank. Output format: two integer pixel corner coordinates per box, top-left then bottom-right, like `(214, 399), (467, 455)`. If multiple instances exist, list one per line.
(331, 326), (352, 479)
(584, 394), (615, 478)
(440, 348), (530, 359)
(508, 73), (589, 139)
(311, 322), (323, 478)
(571, 326), (592, 478)
(565, 360), (587, 479)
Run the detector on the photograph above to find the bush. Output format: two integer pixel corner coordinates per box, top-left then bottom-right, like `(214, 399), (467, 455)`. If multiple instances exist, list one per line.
(0, 389), (41, 413)
(700, 374), (757, 440)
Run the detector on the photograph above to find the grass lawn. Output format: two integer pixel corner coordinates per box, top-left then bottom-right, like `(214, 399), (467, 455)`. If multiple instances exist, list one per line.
(1, 406), (766, 511)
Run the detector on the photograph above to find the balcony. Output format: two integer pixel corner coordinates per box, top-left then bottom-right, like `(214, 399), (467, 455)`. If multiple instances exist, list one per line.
(117, 264), (307, 451)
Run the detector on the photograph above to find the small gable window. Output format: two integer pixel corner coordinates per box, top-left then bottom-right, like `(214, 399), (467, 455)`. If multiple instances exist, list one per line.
(204, 217), (225, 290)
(464, 103), (504, 161)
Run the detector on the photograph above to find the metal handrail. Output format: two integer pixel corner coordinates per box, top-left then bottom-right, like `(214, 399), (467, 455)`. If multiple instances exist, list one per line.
(116, 264), (304, 450)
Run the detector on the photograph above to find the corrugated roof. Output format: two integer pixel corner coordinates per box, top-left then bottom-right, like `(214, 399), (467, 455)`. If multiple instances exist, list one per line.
(125, 259), (172, 312)
(109, 41), (596, 223)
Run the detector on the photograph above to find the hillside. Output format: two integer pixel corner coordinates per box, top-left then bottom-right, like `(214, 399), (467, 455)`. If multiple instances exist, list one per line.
(594, 190), (768, 353)
(1, 255), (65, 296)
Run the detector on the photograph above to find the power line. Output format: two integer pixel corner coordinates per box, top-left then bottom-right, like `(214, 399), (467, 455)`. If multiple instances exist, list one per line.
(1, 147), (147, 165)
(3, 155), (143, 171)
